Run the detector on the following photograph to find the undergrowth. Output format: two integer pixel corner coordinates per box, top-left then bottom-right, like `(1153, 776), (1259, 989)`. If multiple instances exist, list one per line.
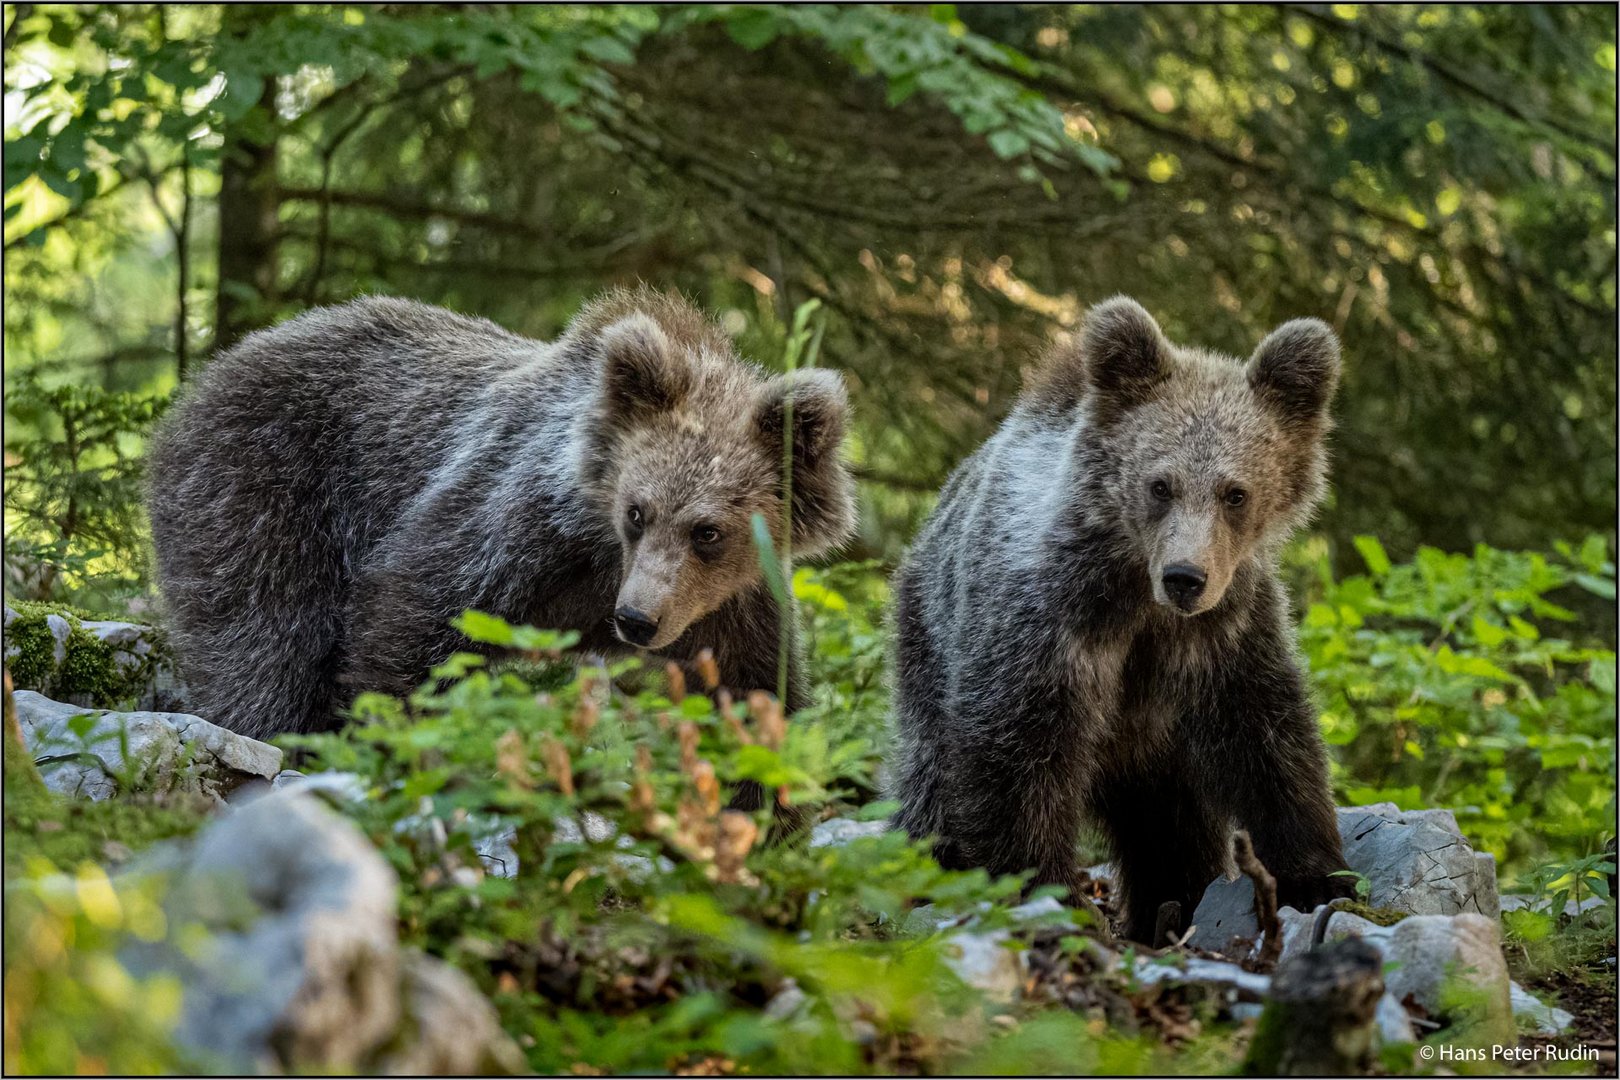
(2, 539), (1615, 1074)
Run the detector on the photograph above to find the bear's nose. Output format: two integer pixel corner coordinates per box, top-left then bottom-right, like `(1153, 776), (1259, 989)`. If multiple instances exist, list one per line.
(613, 606), (659, 646)
(1161, 564), (1207, 609)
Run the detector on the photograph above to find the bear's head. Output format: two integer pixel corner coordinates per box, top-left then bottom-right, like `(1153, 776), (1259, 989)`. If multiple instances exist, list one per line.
(579, 293), (855, 651)
(1076, 296), (1340, 617)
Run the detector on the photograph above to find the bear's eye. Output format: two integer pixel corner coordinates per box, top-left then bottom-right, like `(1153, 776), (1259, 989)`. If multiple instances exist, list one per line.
(626, 505), (644, 534)
(1149, 480), (1172, 501)
(1224, 489), (1247, 508)
(692, 524), (722, 547)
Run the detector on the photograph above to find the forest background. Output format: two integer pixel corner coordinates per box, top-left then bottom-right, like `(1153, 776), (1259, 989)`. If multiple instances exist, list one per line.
(2, 5), (1615, 1075)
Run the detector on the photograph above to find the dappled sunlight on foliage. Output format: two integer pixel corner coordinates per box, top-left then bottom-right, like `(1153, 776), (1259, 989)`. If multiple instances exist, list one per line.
(2, 2), (1615, 1073)
(1295, 536), (1616, 877)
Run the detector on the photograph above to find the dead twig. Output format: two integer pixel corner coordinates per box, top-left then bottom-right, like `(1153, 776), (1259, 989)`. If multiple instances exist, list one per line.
(1233, 831), (1282, 969)
(1153, 900), (1184, 949)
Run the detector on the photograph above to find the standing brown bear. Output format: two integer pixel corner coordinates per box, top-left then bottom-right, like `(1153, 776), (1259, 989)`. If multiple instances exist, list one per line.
(148, 289), (855, 753)
(889, 297), (1354, 942)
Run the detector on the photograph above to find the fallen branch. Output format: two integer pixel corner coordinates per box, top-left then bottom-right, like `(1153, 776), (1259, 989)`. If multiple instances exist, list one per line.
(1233, 830), (1282, 969)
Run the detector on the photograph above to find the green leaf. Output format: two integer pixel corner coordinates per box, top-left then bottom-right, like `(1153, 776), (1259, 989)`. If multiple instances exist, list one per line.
(219, 71), (265, 122)
(66, 712), (100, 741)
(751, 512), (788, 608)
(580, 35), (636, 65)
(1573, 572), (1616, 600)
(1353, 535), (1392, 576)
(455, 610), (517, 647)
(987, 129), (1030, 159)
(724, 9), (782, 51)
(1471, 615), (1507, 647)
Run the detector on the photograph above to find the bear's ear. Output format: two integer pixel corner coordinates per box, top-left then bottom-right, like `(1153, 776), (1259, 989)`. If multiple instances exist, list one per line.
(1082, 296), (1169, 418)
(755, 369), (856, 556)
(598, 313), (690, 421)
(1248, 318), (1340, 429)
(756, 368), (849, 468)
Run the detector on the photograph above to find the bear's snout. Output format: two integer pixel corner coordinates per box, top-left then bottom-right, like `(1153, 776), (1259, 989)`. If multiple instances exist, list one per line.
(1161, 563), (1207, 611)
(613, 606), (660, 647)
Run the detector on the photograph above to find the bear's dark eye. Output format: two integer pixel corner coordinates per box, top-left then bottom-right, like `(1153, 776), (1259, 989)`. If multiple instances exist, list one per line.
(1150, 480), (1172, 501)
(626, 505), (644, 535)
(1224, 489), (1247, 508)
(692, 524), (722, 547)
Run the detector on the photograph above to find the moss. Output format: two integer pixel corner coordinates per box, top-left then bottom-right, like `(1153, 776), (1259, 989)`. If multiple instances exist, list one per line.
(3, 768), (206, 876)
(4, 606), (57, 692)
(56, 624), (140, 705)
(7, 597), (100, 621)
(1338, 901), (1408, 926)
(4, 599), (159, 708)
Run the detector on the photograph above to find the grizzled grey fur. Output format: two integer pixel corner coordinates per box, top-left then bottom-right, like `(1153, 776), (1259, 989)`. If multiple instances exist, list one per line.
(889, 296), (1353, 942)
(148, 290), (855, 750)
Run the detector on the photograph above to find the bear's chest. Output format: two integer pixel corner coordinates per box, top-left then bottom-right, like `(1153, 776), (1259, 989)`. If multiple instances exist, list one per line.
(1066, 622), (1218, 774)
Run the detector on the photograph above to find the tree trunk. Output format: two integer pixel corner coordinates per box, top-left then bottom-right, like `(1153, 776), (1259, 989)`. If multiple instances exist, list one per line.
(212, 8), (282, 351)
(1243, 938), (1386, 1076)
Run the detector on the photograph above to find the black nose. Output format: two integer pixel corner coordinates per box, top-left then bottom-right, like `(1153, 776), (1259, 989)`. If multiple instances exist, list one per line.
(614, 606), (658, 646)
(1162, 563), (1207, 607)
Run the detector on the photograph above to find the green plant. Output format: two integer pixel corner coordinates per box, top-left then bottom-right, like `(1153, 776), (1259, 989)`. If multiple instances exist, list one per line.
(2, 860), (190, 1074)
(1296, 535), (1617, 875)
(1513, 850), (1616, 921)
(3, 372), (165, 604)
(1329, 868), (1372, 902)
(279, 606), (1124, 1074)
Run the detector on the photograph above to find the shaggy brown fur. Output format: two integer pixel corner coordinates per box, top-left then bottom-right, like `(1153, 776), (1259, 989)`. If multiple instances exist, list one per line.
(890, 296), (1352, 942)
(148, 288), (855, 746)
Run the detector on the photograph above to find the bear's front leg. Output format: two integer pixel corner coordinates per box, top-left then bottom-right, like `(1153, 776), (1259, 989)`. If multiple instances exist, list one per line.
(1091, 759), (1233, 944)
(1204, 649), (1353, 914)
(920, 671), (1101, 913)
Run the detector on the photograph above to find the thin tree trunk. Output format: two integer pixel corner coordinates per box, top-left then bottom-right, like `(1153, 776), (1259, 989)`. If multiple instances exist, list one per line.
(213, 7), (282, 350)
(175, 138), (191, 380)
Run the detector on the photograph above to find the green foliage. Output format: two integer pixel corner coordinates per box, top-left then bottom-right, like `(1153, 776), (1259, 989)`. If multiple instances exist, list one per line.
(1329, 868), (1373, 903)
(3, 372), (165, 604)
(278, 593), (1120, 1074)
(1511, 850), (1616, 922)
(2, 754), (207, 1073)
(672, 4), (1115, 177)
(1296, 535), (1616, 875)
(2, 860), (190, 1074)
(1, 541), (1615, 1073)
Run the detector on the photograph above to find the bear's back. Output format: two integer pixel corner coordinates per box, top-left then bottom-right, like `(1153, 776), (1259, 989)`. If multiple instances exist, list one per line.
(149, 297), (587, 573)
(900, 404), (1092, 681)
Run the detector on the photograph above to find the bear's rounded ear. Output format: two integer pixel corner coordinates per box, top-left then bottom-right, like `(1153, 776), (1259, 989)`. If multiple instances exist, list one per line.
(1082, 296), (1169, 418)
(1248, 318), (1340, 429)
(599, 313), (690, 420)
(755, 368), (849, 467)
(755, 368), (856, 557)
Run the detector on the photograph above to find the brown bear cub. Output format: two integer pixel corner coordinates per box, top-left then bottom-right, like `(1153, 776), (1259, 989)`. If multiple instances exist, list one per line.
(149, 289), (855, 753)
(889, 296), (1353, 942)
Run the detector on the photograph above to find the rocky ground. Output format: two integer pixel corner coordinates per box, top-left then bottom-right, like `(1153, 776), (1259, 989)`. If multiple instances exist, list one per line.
(5, 637), (1616, 1075)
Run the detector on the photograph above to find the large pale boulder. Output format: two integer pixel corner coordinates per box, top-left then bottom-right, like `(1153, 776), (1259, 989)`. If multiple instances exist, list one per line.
(120, 790), (523, 1074)
(14, 689), (280, 801)
(1339, 803), (1499, 917)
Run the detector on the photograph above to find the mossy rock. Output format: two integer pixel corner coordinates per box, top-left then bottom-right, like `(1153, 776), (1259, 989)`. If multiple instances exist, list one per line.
(1338, 901), (1409, 927)
(4, 600), (174, 710)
